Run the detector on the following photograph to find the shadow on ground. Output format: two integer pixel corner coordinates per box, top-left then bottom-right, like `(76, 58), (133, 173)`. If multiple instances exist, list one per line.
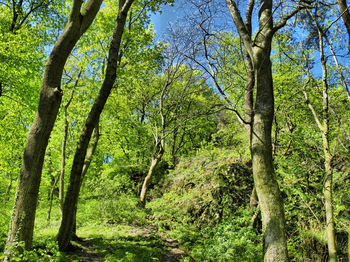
(66, 230), (184, 262)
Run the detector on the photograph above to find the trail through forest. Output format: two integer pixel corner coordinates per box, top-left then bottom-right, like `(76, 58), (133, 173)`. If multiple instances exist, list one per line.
(1, 0), (350, 260)
(66, 225), (189, 261)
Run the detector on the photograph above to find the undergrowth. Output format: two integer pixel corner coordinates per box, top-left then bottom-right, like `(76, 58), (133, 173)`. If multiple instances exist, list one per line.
(148, 146), (262, 261)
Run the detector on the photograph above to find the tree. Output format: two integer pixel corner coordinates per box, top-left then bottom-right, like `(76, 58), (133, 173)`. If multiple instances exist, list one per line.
(0, 0), (66, 108)
(300, 7), (339, 259)
(225, 0), (304, 260)
(138, 57), (218, 206)
(4, 0), (102, 256)
(57, 0), (135, 250)
(0, 1), (66, 205)
(58, 72), (81, 215)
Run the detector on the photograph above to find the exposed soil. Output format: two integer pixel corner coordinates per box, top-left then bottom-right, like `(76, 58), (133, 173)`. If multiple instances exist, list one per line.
(70, 239), (104, 262)
(161, 238), (187, 262)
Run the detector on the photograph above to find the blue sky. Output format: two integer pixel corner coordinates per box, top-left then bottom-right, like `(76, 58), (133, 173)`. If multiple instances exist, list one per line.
(150, 2), (182, 36)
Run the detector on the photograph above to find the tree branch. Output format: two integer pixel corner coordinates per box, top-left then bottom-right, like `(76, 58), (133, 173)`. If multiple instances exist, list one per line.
(300, 44), (323, 131)
(273, 5), (304, 33)
(225, 0), (253, 56)
(80, 0), (104, 34)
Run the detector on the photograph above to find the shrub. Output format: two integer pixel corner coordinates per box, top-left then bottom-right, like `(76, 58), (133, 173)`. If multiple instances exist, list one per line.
(186, 209), (262, 262)
(0, 239), (68, 262)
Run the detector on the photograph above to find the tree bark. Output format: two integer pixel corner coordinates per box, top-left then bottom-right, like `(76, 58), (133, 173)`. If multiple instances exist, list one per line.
(3, 0), (102, 256)
(71, 125), (100, 238)
(244, 0), (254, 149)
(251, 51), (288, 261)
(244, 7), (256, 212)
(336, 0), (350, 50)
(302, 11), (338, 260)
(323, 133), (337, 262)
(139, 147), (164, 207)
(81, 125), (100, 183)
(47, 173), (59, 222)
(319, 25), (337, 262)
(59, 75), (79, 214)
(57, 0), (134, 251)
(226, 0), (293, 260)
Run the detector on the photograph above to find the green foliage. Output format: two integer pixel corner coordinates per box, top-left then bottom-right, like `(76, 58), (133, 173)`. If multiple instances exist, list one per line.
(94, 236), (164, 262)
(79, 194), (148, 226)
(74, 224), (165, 262)
(150, 146), (252, 225)
(190, 210), (262, 262)
(0, 0), (349, 260)
(81, 169), (148, 225)
(1, 239), (68, 262)
(148, 146), (259, 260)
(271, 31), (350, 260)
(209, 31), (246, 109)
(0, 206), (10, 251)
(0, 0), (66, 108)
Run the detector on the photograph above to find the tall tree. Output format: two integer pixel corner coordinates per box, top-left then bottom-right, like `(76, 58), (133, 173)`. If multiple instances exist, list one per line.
(57, 0), (135, 250)
(225, 0), (303, 260)
(3, 0), (102, 256)
(59, 72), (81, 214)
(301, 7), (339, 260)
(139, 60), (216, 206)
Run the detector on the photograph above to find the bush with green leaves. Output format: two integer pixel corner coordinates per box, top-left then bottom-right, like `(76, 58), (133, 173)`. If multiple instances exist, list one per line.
(149, 146), (253, 228)
(78, 192), (148, 226)
(0, 202), (12, 252)
(0, 239), (68, 262)
(190, 209), (262, 262)
(148, 146), (261, 261)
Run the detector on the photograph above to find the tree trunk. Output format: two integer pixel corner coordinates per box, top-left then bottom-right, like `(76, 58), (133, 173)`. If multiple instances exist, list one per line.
(47, 173), (59, 222)
(319, 25), (337, 262)
(226, 0), (290, 260)
(59, 107), (68, 214)
(243, 0), (254, 149)
(139, 148), (164, 207)
(57, 0), (134, 251)
(251, 51), (288, 261)
(59, 76), (79, 214)
(245, 40), (257, 214)
(249, 187), (258, 209)
(323, 136), (337, 262)
(301, 11), (338, 259)
(71, 125), (100, 238)
(245, 55), (254, 147)
(81, 125), (100, 183)
(336, 0), (350, 50)
(3, 1), (102, 255)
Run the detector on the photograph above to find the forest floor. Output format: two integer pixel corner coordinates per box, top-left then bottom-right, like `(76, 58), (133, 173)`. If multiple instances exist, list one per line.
(63, 224), (190, 262)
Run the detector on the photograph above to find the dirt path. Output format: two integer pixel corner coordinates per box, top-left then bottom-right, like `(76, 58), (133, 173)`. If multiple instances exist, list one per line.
(69, 239), (104, 262)
(161, 237), (188, 262)
(131, 226), (191, 262)
(68, 225), (192, 261)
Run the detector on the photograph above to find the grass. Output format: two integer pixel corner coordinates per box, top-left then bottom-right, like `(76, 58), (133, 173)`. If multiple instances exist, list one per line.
(32, 219), (167, 261)
(0, 196), (168, 262)
(76, 223), (166, 261)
